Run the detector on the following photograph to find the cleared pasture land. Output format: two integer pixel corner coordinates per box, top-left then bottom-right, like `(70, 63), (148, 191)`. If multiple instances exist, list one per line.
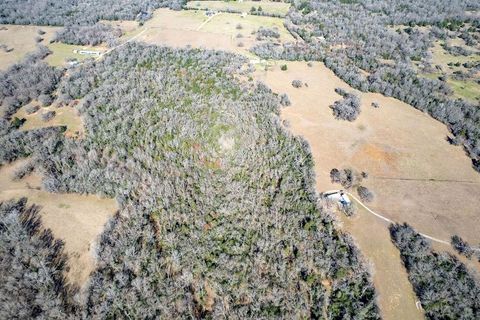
(255, 61), (480, 244)
(135, 9), (292, 56)
(186, 0), (290, 16)
(0, 160), (117, 287)
(0, 24), (60, 69)
(199, 11), (292, 40)
(12, 101), (84, 138)
(335, 200), (424, 320)
(0, 24), (106, 68)
(45, 42), (105, 67)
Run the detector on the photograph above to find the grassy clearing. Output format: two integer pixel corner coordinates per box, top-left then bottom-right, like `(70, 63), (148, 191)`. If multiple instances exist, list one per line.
(421, 41), (480, 102)
(45, 42), (105, 67)
(447, 78), (480, 102)
(138, 8), (293, 56)
(12, 101), (83, 138)
(0, 24), (60, 70)
(0, 160), (117, 287)
(186, 0), (290, 16)
(201, 11), (293, 40)
(147, 8), (207, 30)
(430, 42), (480, 70)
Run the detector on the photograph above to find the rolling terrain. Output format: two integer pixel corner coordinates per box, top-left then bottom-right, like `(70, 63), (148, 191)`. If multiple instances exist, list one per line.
(1, 0), (479, 319)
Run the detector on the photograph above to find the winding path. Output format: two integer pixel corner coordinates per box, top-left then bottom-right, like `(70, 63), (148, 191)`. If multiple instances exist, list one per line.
(345, 191), (452, 245)
(99, 27), (149, 59)
(325, 189), (479, 249)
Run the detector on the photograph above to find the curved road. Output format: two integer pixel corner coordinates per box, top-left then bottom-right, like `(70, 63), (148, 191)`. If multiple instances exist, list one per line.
(325, 189), (479, 250)
(345, 192), (451, 245)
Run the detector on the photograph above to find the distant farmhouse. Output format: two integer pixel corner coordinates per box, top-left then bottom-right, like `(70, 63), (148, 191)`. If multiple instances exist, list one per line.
(205, 10), (216, 17)
(322, 190), (351, 209)
(73, 49), (101, 56)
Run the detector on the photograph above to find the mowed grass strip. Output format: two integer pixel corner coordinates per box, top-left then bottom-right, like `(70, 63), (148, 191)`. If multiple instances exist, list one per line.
(45, 42), (105, 67)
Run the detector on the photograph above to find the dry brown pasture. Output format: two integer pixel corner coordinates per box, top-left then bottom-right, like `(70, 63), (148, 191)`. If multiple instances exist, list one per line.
(12, 101), (84, 138)
(0, 160), (117, 287)
(334, 199), (424, 320)
(0, 24), (60, 70)
(254, 61), (480, 244)
(136, 9), (291, 57)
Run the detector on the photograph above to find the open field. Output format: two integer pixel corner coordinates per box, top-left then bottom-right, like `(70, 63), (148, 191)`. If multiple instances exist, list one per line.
(334, 200), (424, 320)
(200, 11), (292, 40)
(254, 61), (480, 244)
(0, 160), (117, 287)
(186, 0), (290, 16)
(447, 78), (480, 102)
(45, 42), (106, 67)
(422, 41), (480, 102)
(430, 41), (479, 68)
(12, 101), (83, 138)
(134, 9), (292, 56)
(0, 24), (60, 70)
(0, 24), (106, 68)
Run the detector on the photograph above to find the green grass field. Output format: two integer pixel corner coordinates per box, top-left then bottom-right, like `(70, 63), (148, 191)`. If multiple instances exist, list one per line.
(447, 79), (480, 103)
(430, 41), (480, 70)
(13, 102), (83, 137)
(421, 41), (480, 103)
(186, 0), (290, 16)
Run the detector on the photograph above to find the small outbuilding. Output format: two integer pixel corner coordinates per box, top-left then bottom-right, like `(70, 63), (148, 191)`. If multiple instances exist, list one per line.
(322, 190), (351, 208)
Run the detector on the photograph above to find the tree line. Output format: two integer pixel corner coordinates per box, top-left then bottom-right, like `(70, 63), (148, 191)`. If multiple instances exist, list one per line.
(390, 223), (480, 319)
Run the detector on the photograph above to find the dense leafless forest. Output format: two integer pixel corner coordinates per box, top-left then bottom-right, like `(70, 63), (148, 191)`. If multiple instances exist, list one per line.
(0, 0), (184, 25)
(1, 43), (380, 318)
(0, 198), (78, 319)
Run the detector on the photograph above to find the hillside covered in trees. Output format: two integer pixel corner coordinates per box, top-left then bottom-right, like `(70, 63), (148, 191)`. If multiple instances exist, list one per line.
(1, 0), (480, 318)
(0, 43), (380, 318)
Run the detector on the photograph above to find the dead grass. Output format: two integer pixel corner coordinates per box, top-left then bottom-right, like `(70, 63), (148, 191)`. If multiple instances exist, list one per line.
(186, 0), (291, 16)
(12, 101), (84, 138)
(0, 159), (117, 287)
(133, 9), (292, 56)
(0, 24), (61, 70)
(254, 61), (480, 245)
(45, 42), (106, 67)
(336, 200), (424, 320)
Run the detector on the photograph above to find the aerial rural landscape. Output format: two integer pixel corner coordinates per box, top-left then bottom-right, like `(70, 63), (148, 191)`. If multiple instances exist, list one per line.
(0, 0), (479, 319)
